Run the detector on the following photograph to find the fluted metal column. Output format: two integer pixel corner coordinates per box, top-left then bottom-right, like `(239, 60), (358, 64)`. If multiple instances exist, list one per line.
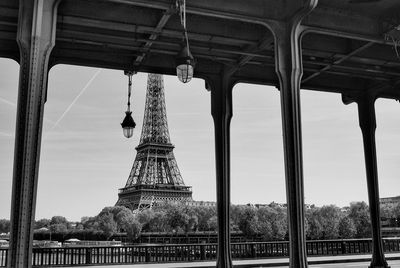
(209, 74), (234, 268)
(350, 94), (389, 268)
(272, 1), (317, 267)
(8, 0), (59, 267)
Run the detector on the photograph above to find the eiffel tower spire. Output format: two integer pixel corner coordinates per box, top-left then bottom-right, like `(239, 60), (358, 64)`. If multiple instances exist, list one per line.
(116, 74), (192, 210)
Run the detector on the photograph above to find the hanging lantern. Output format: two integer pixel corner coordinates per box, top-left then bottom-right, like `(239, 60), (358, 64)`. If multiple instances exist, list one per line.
(121, 71), (136, 138)
(176, 44), (195, 83)
(121, 111), (136, 138)
(175, 0), (195, 83)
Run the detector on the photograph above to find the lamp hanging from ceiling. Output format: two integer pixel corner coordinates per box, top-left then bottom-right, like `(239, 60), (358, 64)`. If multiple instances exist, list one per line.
(175, 0), (195, 83)
(121, 71), (136, 138)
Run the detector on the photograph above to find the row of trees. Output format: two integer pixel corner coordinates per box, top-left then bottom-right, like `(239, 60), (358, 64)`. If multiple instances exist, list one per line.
(82, 204), (218, 240)
(305, 202), (371, 240)
(1, 201), (399, 242)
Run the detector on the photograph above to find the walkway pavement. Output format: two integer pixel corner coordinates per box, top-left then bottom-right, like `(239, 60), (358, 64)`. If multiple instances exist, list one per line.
(73, 253), (400, 268)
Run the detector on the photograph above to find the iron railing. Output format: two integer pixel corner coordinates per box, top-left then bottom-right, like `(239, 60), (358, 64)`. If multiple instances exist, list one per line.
(0, 238), (399, 267)
(0, 248), (6, 267)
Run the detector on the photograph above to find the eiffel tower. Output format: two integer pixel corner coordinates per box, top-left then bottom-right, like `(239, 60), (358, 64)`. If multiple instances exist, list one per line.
(116, 73), (193, 210)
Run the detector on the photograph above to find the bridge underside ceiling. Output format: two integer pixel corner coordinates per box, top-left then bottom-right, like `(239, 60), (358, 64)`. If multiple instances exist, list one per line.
(1, 0), (400, 99)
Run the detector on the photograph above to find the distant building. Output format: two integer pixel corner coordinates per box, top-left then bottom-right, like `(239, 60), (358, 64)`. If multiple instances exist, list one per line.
(380, 196), (400, 237)
(241, 202), (287, 209)
(253, 202), (287, 209)
(186, 200), (216, 207)
(380, 196), (400, 206)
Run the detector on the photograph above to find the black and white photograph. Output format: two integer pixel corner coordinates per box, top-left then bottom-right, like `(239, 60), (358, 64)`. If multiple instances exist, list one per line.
(1, 1), (400, 267)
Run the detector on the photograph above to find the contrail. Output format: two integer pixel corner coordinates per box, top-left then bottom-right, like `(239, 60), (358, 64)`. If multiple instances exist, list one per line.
(0, 96), (16, 106)
(0, 95), (57, 126)
(48, 69), (102, 132)
(0, 131), (13, 138)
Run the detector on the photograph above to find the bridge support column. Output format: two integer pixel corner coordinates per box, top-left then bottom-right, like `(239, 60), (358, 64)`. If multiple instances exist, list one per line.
(209, 73), (234, 268)
(343, 94), (389, 268)
(8, 0), (59, 267)
(272, 1), (317, 267)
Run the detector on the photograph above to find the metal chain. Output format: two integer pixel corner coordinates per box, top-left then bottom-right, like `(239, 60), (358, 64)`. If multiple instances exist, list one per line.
(127, 73), (132, 112)
(177, 0), (186, 29)
(177, 0), (190, 51)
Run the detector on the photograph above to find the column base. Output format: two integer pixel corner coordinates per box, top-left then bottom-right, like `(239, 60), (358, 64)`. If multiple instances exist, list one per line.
(217, 262), (233, 268)
(368, 263), (390, 268)
(368, 256), (390, 268)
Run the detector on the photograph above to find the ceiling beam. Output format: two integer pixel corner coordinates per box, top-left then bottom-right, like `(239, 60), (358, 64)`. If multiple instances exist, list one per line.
(55, 35), (398, 82)
(302, 42), (374, 83)
(59, 15), (256, 47)
(56, 29), (271, 59)
(133, 8), (174, 68)
(302, 25), (400, 84)
(226, 36), (274, 77)
(55, 38), (246, 65)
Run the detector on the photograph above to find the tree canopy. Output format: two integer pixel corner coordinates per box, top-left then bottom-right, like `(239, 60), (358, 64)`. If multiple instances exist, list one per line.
(1, 200), (395, 242)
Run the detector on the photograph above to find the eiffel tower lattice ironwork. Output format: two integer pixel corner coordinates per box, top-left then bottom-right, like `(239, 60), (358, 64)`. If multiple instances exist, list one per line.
(116, 73), (192, 210)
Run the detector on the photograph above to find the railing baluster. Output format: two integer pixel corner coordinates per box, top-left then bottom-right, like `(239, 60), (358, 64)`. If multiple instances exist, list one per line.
(174, 245), (177, 261)
(85, 247), (91, 264)
(105, 247), (108, 263)
(39, 248), (43, 265)
(110, 246), (113, 263)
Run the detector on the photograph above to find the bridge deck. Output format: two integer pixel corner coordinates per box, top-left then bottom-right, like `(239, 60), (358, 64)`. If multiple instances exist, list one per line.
(72, 253), (400, 268)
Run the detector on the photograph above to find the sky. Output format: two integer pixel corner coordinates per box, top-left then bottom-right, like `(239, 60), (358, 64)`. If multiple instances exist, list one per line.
(0, 58), (400, 222)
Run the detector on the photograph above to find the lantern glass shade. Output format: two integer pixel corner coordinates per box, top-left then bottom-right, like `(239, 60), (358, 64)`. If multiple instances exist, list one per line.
(176, 63), (194, 83)
(122, 127), (134, 138)
(121, 111), (136, 138)
(176, 45), (195, 83)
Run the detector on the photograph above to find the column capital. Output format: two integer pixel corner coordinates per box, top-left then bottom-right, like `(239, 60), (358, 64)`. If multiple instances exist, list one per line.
(204, 70), (236, 93)
(273, 0), (318, 95)
(270, 0), (318, 39)
(206, 71), (236, 121)
(17, 0), (61, 51)
(342, 92), (378, 131)
(341, 91), (377, 106)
